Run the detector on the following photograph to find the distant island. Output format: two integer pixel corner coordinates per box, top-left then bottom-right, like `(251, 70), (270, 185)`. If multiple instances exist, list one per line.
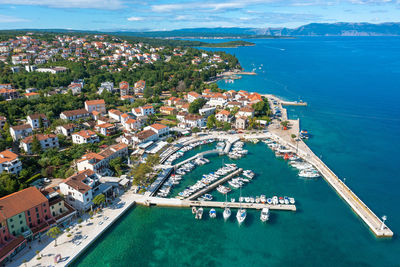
(197, 40), (255, 48)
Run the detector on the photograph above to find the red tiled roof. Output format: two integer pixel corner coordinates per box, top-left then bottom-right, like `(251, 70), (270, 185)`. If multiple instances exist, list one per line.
(85, 99), (105, 106)
(0, 187), (48, 221)
(149, 123), (167, 130)
(0, 150), (18, 164)
(21, 134), (56, 144)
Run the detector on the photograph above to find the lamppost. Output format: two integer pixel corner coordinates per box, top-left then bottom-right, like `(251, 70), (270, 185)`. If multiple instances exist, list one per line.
(380, 215), (387, 230)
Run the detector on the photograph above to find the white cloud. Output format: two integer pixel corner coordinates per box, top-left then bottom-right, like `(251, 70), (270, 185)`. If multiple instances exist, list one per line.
(0, 0), (124, 10)
(127, 16), (143, 21)
(0, 14), (28, 23)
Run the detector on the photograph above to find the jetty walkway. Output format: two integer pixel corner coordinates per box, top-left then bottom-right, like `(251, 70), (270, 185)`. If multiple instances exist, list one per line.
(267, 99), (393, 237)
(133, 194), (296, 211)
(187, 168), (243, 200)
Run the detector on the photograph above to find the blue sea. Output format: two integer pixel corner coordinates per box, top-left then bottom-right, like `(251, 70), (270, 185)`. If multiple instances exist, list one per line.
(72, 37), (400, 266)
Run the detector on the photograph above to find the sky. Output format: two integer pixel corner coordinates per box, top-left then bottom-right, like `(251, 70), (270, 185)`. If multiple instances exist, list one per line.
(0, 0), (399, 31)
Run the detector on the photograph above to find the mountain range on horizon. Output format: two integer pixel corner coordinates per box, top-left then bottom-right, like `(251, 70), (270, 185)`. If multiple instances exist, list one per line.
(4, 22), (400, 37)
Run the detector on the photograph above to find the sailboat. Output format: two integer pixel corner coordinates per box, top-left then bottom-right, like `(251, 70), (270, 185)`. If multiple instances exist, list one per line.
(236, 185), (246, 225)
(223, 194), (231, 221)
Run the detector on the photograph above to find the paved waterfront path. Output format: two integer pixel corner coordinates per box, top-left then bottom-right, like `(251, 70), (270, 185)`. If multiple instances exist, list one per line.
(14, 191), (137, 267)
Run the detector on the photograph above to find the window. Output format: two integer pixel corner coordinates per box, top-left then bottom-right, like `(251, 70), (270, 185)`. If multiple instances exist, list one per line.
(36, 213), (39, 219)
(19, 221), (22, 225)
(44, 209), (46, 213)
(43, 203), (46, 207)
(28, 217), (31, 222)
(11, 225), (14, 229)
(35, 207), (38, 212)
(9, 218), (13, 222)
(27, 211), (30, 216)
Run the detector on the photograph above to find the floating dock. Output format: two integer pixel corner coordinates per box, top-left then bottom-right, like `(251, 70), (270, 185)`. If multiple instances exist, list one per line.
(187, 168), (243, 200)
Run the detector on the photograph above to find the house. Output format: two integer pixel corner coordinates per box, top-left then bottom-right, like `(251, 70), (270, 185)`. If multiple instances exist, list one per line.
(166, 96), (181, 106)
(199, 106), (216, 117)
(119, 81), (129, 96)
(76, 143), (128, 174)
(180, 114), (206, 128)
(95, 123), (116, 136)
(132, 105), (154, 117)
(144, 123), (169, 137)
(0, 116), (7, 129)
(41, 189), (77, 226)
(27, 114), (49, 129)
(56, 123), (78, 137)
(132, 129), (158, 144)
(0, 88), (19, 100)
(59, 170), (99, 211)
(0, 150), (22, 174)
(160, 106), (177, 116)
(85, 99), (106, 114)
(207, 93), (227, 107)
(72, 130), (99, 144)
(60, 109), (91, 121)
(237, 106), (255, 118)
(24, 92), (40, 99)
(108, 109), (123, 122)
(187, 91), (202, 103)
(20, 134), (59, 154)
(235, 116), (248, 130)
(121, 95), (134, 103)
(10, 124), (32, 141)
(216, 110), (232, 122)
(0, 187), (53, 264)
(134, 80), (145, 94)
(226, 101), (242, 109)
(123, 118), (140, 131)
(98, 81), (114, 94)
(68, 83), (83, 95)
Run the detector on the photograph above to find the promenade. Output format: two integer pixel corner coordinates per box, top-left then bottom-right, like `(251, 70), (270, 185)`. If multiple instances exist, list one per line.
(14, 190), (137, 267)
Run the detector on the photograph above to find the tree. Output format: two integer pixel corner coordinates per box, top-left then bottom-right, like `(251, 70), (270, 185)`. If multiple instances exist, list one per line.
(46, 226), (62, 247)
(188, 98), (207, 114)
(291, 134), (297, 140)
(31, 135), (42, 154)
(93, 193), (106, 207)
(192, 127), (200, 133)
(206, 115), (216, 129)
(0, 173), (20, 197)
(222, 122), (231, 131)
(281, 121), (289, 129)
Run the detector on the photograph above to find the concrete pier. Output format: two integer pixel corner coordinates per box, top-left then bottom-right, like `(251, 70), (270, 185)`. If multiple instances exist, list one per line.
(133, 195), (296, 211)
(187, 168), (243, 200)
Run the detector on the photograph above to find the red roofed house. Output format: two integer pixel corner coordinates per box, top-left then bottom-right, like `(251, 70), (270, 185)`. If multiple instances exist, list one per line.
(108, 109), (123, 122)
(216, 109), (232, 122)
(123, 118), (140, 131)
(119, 81), (130, 96)
(0, 187), (54, 264)
(72, 130), (99, 144)
(0, 150), (22, 174)
(144, 123), (169, 137)
(60, 109), (91, 121)
(160, 106), (177, 115)
(187, 91), (202, 103)
(20, 134), (59, 154)
(132, 105), (154, 117)
(76, 143), (128, 175)
(59, 170), (99, 211)
(85, 99), (106, 114)
(134, 80), (146, 94)
(237, 106), (255, 118)
(95, 123), (116, 136)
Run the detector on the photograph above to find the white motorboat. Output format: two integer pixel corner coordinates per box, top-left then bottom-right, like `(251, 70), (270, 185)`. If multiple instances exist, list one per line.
(195, 208), (203, 219)
(260, 207), (270, 222)
(209, 208), (217, 218)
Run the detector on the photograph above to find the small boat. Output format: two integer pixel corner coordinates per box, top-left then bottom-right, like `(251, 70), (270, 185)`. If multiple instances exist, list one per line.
(209, 208), (217, 218)
(195, 208), (203, 219)
(231, 198), (236, 202)
(289, 197), (295, 204)
(236, 209), (247, 225)
(260, 208), (270, 222)
(192, 207), (197, 214)
(223, 207), (231, 221)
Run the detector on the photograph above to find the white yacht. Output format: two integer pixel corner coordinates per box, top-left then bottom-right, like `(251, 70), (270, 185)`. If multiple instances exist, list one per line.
(236, 209), (247, 225)
(209, 209), (217, 218)
(260, 208), (270, 222)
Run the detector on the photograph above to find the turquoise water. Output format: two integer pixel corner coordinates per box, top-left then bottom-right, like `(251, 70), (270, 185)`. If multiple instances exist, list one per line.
(72, 37), (400, 266)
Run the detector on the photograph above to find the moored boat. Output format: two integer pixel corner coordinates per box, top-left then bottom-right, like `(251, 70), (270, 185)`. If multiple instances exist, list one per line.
(260, 207), (270, 222)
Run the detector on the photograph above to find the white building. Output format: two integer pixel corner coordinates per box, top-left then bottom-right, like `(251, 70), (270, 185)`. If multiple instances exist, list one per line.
(20, 134), (59, 154)
(77, 143), (128, 174)
(0, 150), (22, 174)
(108, 109), (123, 122)
(199, 106), (216, 117)
(98, 81), (114, 94)
(187, 91), (202, 103)
(144, 123), (169, 137)
(237, 106), (255, 118)
(216, 110), (232, 122)
(60, 109), (91, 121)
(72, 130), (99, 144)
(132, 105), (154, 117)
(27, 114), (49, 129)
(59, 170), (99, 211)
(10, 124), (33, 141)
(85, 99), (106, 114)
(56, 123), (78, 137)
(179, 114), (206, 128)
